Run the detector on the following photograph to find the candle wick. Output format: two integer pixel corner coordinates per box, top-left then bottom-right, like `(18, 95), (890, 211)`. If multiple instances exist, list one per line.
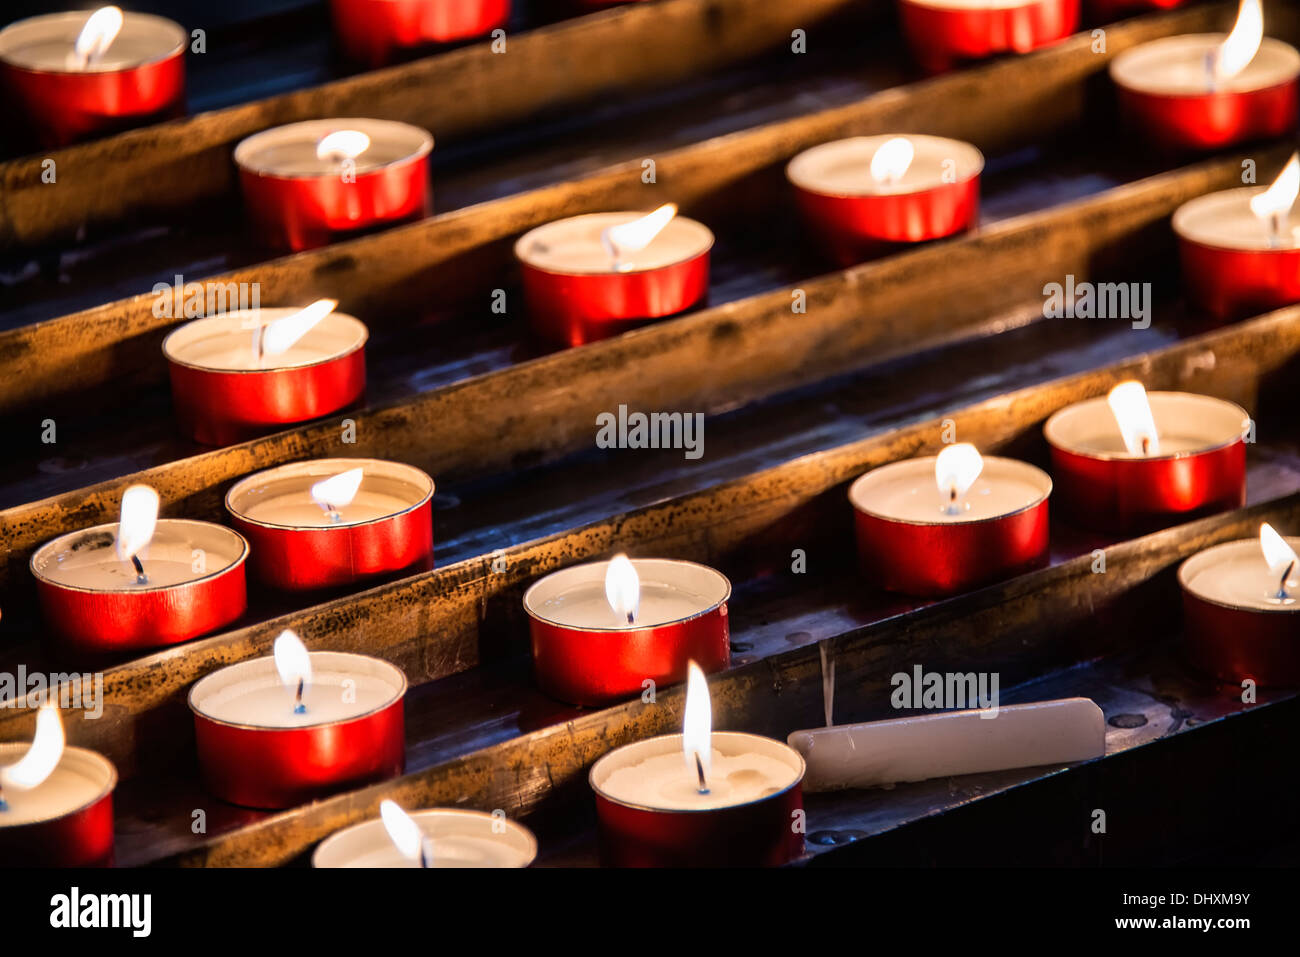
(626, 610), (635, 625)
(1140, 436), (1151, 456)
(1204, 48), (1219, 92)
(1269, 211), (1284, 249)
(419, 837), (435, 869)
(323, 503), (342, 523)
(255, 323), (267, 368)
(294, 677), (307, 715)
(130, 554), (148, 585)
(1279, 560), (1295, 600)
(694, 752), (710, 795)
(0, 783), (7, 811)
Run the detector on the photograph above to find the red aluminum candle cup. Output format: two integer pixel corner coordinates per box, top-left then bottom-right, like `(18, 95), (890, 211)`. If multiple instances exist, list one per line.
(1110, 36), (1300, 151)
(848, 456), (1051, 597)
(786, 134), (982, 267)
(590, 731), (805, 867)
(0, 743), (116, 867)
(524, 558), (730, 707)
(897, 0), (1080, 74)
(235, 118), (433, 252)
(163, 308), (368, 446)
(0, 11), (185, 149)
(515, 212), (713, 347)
(1180, 538), (1300, 686)
(1174, 187), (1300, 322)
(329, 0), (511, 66)
(313, 808), (538, 867)
(1045, 392), (1248, 534)
(190, 651), (406, 809)
(225, 458), (434, 591)
(31, 519), (248, 658)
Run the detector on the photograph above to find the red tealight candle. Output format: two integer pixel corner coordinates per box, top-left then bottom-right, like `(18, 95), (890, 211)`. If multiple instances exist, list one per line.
(1045, 383), (1249, 534)
(524, 555), (730, 706)
(0, 7), (185, 148)
(31, 485), (248, 657)
(786, 134), (983, 266)
(848, 444), (1051, 597)
(1174, 153), (1300, 322)
(313, 803), (538, 867)
(1109, 0), (1299, 151)
(589, 664), (805, 867)
(897, 0), (1080, 74)
(190, 630), (406, 809)
(163, 300), (368, 446)
(0, 705), (116, 868)
(225, 458), (435, 591)
(514, 204), (713, 346)
(235, 118), (433, 252)
(329, 0), (511, 66)
(1180, 524), (1300, 686)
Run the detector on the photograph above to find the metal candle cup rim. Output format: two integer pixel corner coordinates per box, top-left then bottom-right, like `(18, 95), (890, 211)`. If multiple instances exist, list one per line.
(522, 557), (730, 634)
(29, 519), (249, 596)
(1108, 35), (1300, 98)
(224, 458), (434, 532)
(311, 807), (538, 868)
(1178, 536), (1300, 615)
(0, 743), (117, 827)
(1172, 188), (1300, 254)
(589, 731), (806, 815)
(1043, 391), (1249, 463)
(847, 455), (1051, 528)
(162, 310), (368, 375)
(0, 11), (187, 76)
(233, 118), (434, 180)
(514, 212), (714, 278)
(785, 134), (984, 199)
(188, 650), (407, 732)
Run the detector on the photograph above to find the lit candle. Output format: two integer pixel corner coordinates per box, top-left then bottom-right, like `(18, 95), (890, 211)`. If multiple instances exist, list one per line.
(163, 300), (368, 445)
(1180, 523), (1300, 685)
(30, 484), (248, 656)
(0, 6), (186, 148)
(514, 205), (714, 346)
(848, 443), (1052, 596)
(524, 556), (730, 706)
(1174, 152), (1300, 321)
(589, 663), (806, 867)
(786, 134), (982, 266)
(1109, 0), (1300, 151)
(1045, 382), (1249, 533)
(788, 697), (1105, 791)
(896, 0), (1081, 74)
(234, 118), (434, 251)
(225, 458), (435, 591)
(189, 629), (407, 808)
(313, 801), (537, 867)
(0, 703), (116, 868)
(328, 0), (512, 67)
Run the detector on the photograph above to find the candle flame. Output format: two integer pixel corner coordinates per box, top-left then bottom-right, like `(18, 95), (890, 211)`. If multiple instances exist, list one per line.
(604, 554), (640, 625)
(315, 130), (371, 163)
(0, 701), (65, 792)
(380, 800), (430, 865)
(1249, 153), (1300, 230)
(1107, 381), (1161, 456)
(259, 299), (338, 359)
(1215, 0), (1263, 82)
(682, 661), (712, 790)
(310, 467), (365, 512)
(601, 204), (678, 266)
(72, 6), (124, 69)
(1260, 523), (1298, 576)
(870, 137), (915, 185)
(273, 629), (312, 697)
(115, 484), (160, 565)
(935, 443), (983, 502)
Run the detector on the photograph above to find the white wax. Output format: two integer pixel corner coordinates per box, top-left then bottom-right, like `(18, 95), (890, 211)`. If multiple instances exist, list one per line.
(0, 12), (185, 73)
(788, 698), (1106, 791)
(162, 309), (368, 373)
(592, 733), (803, 811)
(313, 809), (537, 868)
(225, 459), (433, 530)
(0, 745), (114, 826)
(234, 119), (433, 178)
(1044, 391), (1249, 460)
(1174, 187), (1300, 251)
(1110, 35), (1300, 96)
(787, 135), (983, 197)
(1181, 537), (1300, 611)
(190, 651), (405, 729)
(523, 557), (729, 630)
(849, 456), (1050, 524)
(30, 520), (245, 591)
(514, 213), (714, 275)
